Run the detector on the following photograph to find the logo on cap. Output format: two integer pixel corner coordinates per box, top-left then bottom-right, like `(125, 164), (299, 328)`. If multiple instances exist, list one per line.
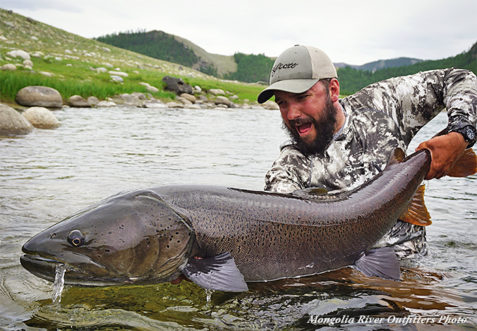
(271, 62), (298, 75)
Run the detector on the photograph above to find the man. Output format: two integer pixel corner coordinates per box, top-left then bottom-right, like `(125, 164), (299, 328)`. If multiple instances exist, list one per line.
(257, 45), (477, 258)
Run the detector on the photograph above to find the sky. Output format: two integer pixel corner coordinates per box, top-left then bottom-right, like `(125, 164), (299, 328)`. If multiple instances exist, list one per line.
(1, 0), (476, 65)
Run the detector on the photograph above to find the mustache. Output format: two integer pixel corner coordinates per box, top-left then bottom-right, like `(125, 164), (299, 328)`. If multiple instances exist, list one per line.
(289, 117), (312, 129)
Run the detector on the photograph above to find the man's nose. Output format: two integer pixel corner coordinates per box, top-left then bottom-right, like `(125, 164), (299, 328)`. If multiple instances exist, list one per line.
(286, 102), (302, 121)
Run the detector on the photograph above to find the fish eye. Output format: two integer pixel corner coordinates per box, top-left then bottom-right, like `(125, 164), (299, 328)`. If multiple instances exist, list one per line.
(67, 230), (85, 247)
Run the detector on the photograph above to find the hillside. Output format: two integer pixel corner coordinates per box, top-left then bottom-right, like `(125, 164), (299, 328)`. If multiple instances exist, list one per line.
(0, 9), (263, 105)
(335, 57), (423, 72)
(95, 30), (272, 83)
(338, 42), (477, 95)
(96, 30), (237, 77)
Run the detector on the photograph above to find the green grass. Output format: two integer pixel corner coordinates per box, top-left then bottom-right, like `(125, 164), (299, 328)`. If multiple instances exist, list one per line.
(0, 58), (264, 104)
(0, 69), (175, 102)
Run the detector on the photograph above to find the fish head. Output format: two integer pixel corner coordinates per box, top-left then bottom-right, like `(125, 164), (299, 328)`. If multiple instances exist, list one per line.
(21, 189), (194, 286)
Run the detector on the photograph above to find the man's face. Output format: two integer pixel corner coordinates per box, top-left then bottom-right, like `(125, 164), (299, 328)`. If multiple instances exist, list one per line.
(275, 81), (337, 155)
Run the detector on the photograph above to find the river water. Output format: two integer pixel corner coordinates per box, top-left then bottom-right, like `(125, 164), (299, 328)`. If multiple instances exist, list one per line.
(0, 106), (476, 330)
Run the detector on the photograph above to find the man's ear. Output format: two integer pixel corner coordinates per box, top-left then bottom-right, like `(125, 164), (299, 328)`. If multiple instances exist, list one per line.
(329, 78), (340, 102)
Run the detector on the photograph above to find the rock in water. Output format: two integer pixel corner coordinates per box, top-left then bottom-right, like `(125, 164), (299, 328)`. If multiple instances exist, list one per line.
(0, 104), (33, 135)
(23, 107), (60, 129)
(67, 95), (90, 108)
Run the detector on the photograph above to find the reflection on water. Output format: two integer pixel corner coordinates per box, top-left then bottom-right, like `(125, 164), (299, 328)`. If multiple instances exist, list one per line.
(0, 107), (476, 330)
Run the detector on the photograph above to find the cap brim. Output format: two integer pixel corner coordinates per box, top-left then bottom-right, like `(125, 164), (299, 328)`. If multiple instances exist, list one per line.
(257, 79), (319, 104)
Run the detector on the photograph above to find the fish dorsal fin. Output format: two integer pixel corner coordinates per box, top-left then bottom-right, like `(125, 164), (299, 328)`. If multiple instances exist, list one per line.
(399, 185), (432, 226)
(387, 148), (406, 166)
(447, 148), (477, 177)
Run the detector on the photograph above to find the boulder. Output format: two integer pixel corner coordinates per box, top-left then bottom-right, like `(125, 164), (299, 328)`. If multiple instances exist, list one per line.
(262, 100), (279, 110)
(6, 49), (30, 61)
(209, 88), (225, 96)
(115, 93), (144, 107)
(162, 76), (193, 95)
(146, 85), (159, 93)
(87, 96), (99, 107)
(166, 102), (184, 109)
(214, 96), (233, 107)
(39, 71), (54, 77)
(131, 92), (146, 100)
(144, 100), (166, 108)
(180, 93), (196, 104)
(176, 96), (192, 106)
(67, 95), (90, 107)
(1, 64), (16, 71)
(193, 85), (202, 93)
(111, 75), (123, 83)
(0, 104), (33, 135)
(15, 86), (63, 108)
(23, 107), (60, 129)
(96, 101), (116, 107)
(109, 71), (128, 77)
(139, 82), (159, 93)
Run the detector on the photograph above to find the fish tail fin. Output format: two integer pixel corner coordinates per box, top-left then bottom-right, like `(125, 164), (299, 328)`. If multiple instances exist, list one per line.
(447, 148), (477, 177)
(400, 185), (432, 226)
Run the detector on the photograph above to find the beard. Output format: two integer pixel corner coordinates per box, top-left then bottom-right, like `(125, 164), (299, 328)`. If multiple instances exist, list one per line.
(283, 95), (337, 156)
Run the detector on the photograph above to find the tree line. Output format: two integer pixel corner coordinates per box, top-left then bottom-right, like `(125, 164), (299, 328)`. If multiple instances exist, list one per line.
(96, 30), (476, 94)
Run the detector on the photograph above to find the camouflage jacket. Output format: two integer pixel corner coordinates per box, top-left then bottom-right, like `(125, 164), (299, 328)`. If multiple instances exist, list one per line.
(264, 68), (477, 258)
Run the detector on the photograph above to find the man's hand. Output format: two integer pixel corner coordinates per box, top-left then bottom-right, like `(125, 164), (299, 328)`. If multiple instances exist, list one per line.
(416, 132), (468, 179)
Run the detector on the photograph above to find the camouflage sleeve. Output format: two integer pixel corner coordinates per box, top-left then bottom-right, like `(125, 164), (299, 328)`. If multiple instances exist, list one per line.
(341, 68), (477, 144)
(264, 145), (311, 193)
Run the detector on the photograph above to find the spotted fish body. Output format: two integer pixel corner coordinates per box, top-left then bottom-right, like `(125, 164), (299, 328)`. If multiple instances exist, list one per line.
(21, 149), (434, 291)
(158, 150), (428, 281)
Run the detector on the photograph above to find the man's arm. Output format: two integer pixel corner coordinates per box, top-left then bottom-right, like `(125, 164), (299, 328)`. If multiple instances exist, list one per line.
(264, 145), (310, 193)
(342, 68), (477, 179)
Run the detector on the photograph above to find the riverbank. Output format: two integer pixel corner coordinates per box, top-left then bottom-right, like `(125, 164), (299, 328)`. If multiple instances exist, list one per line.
(0, 9), (269, 110)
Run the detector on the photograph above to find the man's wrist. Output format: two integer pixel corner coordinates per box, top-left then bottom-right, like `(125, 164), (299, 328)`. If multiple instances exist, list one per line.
(451, 125), (476, 148)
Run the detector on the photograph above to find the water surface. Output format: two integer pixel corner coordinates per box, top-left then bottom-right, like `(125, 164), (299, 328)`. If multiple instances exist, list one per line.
(1, 106), (476, 330)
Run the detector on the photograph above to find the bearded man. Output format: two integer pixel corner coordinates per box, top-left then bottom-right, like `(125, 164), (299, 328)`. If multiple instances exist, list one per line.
(258, 45), (477, 258)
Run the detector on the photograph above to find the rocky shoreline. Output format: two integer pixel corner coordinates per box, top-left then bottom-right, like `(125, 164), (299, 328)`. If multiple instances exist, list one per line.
(1, 48), (279, 136)
(0, 78), (279, 136)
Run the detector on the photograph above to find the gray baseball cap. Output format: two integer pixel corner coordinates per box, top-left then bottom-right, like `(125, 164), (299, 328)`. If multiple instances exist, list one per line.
(257, 45), (337, 104)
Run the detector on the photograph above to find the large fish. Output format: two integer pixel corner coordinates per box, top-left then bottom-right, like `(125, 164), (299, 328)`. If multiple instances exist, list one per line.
(20, 148), (477, 292)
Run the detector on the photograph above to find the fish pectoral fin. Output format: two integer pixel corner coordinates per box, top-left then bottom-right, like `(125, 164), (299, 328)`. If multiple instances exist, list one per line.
(399, 185), (432, 226)
(447, 148), (477, 177)
(292, 186), (329, 198)
(354, 247), (400, 281)
(181, 252), (248, 292)
(387, 148), (406, 166)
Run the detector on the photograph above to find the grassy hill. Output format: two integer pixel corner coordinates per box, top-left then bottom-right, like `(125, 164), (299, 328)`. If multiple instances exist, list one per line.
(96, 30), (237, 77)
(0, 8), (263, 106)
(95, 30), (274, 83)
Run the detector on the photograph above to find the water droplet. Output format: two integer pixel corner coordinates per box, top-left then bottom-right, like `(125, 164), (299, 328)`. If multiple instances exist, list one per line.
(205, 288), (214, 304)
(52, 264), (66, 304)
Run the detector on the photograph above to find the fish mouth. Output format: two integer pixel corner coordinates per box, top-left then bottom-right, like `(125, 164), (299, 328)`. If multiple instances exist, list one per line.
(20, 254), (128, 286)
(20, 254), (60, 283)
